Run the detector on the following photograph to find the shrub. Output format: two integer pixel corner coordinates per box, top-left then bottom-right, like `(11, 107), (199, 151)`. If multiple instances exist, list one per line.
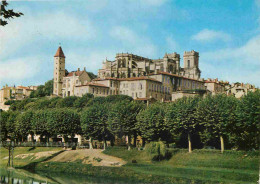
(93, 157), (102, 162)
(145, 141), (167, 161)
(4, 100), (16, 105)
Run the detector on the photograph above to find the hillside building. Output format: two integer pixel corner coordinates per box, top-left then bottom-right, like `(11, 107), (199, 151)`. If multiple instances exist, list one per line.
(52, 46), (257, 101)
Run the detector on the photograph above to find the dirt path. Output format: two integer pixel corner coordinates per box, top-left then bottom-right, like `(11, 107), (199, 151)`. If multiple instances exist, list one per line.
(49, 149), (126, 167)
(7, 149), (126, 167)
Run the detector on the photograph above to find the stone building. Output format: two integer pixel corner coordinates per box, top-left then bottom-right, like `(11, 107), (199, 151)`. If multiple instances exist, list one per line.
(204, 78), (227, 95)
(0, 85), (36, 103)
(52, 47), (95, 97)
(53, 47), (66, 96)
(53, 47), (207, 101)
(53, 46), (258, 102)
(98, 51), (200, 80)
(0, 85), (37, 111)
(62, 68), (93, 97)
(227, 82), (256, 98)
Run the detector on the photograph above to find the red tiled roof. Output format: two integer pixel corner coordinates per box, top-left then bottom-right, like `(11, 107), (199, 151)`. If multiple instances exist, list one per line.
(182, 77), (204, 82)
(76, 82), (109, 88)
(205, 81), (226, 85)
(118, 76), (161, 83)
(158, 71), (180, 77)
(93, 77), (119, 81)
(54, 46), (66, 58)
(66, 71), (84, 77)
(150, 71), (204, 83)
(17, 86), (30, 90)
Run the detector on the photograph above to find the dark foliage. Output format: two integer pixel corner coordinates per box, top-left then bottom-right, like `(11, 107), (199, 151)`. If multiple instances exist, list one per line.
(0, 0), (23, 26)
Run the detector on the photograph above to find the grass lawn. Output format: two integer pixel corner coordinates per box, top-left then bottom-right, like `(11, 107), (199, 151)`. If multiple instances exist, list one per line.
(0, 147), (63, 167)
(103, 147), (259, 184)
(0, 146), (258, 184)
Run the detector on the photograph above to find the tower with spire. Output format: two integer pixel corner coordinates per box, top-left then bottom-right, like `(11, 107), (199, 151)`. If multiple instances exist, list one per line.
(53, 46), (66, 96)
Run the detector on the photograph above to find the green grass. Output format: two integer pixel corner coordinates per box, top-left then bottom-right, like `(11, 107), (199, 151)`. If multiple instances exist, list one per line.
(103, 147), (259, 184)
(0, 147), (62, 167)
(0, 147), (258, 184)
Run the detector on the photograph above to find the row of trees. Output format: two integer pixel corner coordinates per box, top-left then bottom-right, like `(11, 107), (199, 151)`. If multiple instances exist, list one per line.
(0, 109), (81, 143)
(5, 93), (134, 112)
(1, 91), (259, 151)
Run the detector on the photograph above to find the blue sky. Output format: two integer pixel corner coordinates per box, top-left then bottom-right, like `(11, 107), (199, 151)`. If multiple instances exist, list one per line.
(0, 0), (260, 87)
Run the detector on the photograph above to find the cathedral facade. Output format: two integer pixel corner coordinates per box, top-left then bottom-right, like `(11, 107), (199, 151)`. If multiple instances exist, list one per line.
(98, 50), (201, 80)
(53, 47), (229, 102)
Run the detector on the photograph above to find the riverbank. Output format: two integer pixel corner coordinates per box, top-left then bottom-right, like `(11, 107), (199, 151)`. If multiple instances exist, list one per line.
(0, 147), (258, 184)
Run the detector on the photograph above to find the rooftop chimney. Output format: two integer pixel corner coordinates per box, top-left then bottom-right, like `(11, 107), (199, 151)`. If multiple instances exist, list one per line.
(77, 68), (80, 72)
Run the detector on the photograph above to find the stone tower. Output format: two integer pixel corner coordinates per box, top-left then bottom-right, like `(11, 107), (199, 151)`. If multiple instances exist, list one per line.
(183, 50), (201, 79)
(53, 46), (66, 96)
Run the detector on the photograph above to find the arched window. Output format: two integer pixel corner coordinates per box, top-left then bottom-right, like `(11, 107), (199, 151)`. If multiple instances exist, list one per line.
(187, 60), (190, 68)
(122, 59), (126, 67)
(169, 65), (173, 72)
(139, 83), (142, 90)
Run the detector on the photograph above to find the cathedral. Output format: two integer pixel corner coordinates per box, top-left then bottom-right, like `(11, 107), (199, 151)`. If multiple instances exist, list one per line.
(52, 46), (220, 102)
(98, 51), (201, 80)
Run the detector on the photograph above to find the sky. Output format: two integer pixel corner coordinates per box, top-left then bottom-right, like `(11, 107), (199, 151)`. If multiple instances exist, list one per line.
(0, 0), (260, 87)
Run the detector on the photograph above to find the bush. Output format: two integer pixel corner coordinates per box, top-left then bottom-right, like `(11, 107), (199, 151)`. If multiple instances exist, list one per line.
(4, 100), (16, 105)
(93, 157), (102, 162)
(145, 141), (167, 161)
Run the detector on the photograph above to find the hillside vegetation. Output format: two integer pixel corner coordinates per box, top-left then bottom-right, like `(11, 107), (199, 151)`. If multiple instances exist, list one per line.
(1, 91), (259, 152)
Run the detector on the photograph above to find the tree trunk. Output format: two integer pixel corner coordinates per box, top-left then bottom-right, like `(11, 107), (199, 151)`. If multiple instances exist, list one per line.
(188, 133), (192, 153)
(142, 138), (146, 147)
(8, 147), (11, 167)
(103, 139), (106, 150)
(30, 133), (34, 142)
(89, 137), (93, 149)
(220, 135), (224, 153)
(128, 135), (131, 150)
(133, 134), (137, 147)
(110, 138), (114, 147)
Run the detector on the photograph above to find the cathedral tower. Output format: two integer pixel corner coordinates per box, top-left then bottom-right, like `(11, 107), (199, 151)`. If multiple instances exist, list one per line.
(53, 46), (65, 96)
(183, 50), (201, 79)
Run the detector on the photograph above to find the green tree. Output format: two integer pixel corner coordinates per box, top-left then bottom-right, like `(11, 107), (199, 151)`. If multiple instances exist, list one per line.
(31, 110), (50, 142)
(166, 97), (200, 153)
(109, 101), (144, 150)
(44, 80), (53, 96)
(56, 96), (78, 108)
(16, 111), (34, 142)
(145, 141), (166, 161)
(235, 91), (260, 150)
(47, 109), (81, 142)
(105, 95), (133, 103)
(73, 93), (94, 109)
(81, 103), (112, 150)
(5, 111), (19, 141)
(136, 102), (171, 144)
(0, 0), (23, 26)
(30, 80), (53, 98)
(0, 110), (9, 141)
(196, 94), (237, 153)
(48, 97), (62, 108)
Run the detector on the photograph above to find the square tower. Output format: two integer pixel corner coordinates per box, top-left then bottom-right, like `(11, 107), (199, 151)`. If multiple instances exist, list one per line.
(53, 46), (65, 96)
(183, 50), (201, 79)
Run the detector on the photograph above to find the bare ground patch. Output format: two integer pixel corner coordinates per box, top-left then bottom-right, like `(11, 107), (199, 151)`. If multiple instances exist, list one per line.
(3, 151), (59, 160)
(49, 149), (126, 167)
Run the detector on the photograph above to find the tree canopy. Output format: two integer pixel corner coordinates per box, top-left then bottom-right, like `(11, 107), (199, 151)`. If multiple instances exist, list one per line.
(0, 0), (23, 26)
